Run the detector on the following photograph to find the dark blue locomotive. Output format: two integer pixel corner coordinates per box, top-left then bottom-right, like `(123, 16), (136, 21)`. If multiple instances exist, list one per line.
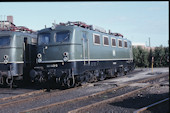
(30, 21), (134, 88)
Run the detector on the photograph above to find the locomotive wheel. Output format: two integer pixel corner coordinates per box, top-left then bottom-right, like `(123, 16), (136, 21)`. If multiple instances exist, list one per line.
(67, 78), (74, 88)
(75, 81), (81, 87)
(2, 77), (8, 87)
(63, 75), (75, 88)
(98, 71), (106, 81)
(6, 77), (13, 88)
(118, 70), (125, 76)
(0, 77), (4, 85)
(74, 76), (81, 87)
(85, 71), (96, 83)
(124, 71), (127, 75)
(117, 67), (125, 77)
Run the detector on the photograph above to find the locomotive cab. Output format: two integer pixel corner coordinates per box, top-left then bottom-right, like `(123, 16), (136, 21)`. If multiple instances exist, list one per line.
(30, 26), (76, 86)
(37, 28), (73, 63)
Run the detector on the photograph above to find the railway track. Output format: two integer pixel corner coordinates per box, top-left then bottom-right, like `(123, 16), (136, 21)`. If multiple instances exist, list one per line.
(0, 88), (11, 94)
(0, 89), (45, 101)
(68, 85), (153, 113)
(67, 79), (169, 113)
(0, 70), (168, 113)
(67, 83), (169, 113)
(0, 88), (45, 99)
(133, 98), (169, 113)
(18, 72), (169, 113)
(0, 69), (142, 105)
(0, 83), (89, 109)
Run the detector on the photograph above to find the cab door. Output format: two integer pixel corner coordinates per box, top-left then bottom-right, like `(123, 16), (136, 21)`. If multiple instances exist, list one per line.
(82, 31), (90, 65)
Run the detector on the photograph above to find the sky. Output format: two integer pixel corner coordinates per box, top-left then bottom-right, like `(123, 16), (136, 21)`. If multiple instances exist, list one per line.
(0, 2), (169, 47)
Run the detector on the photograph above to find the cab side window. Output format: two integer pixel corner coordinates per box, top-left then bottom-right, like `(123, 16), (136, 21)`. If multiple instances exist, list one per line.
(93, 34), (100, 45)
(103, 36), (109, 46)
(118, 39), (122, 47)
(111, 38), (116, 47)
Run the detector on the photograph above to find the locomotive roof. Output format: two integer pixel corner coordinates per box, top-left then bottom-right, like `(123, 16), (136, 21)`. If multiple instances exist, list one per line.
(0, 30), (37, 38)
(38, 24), (131, 42)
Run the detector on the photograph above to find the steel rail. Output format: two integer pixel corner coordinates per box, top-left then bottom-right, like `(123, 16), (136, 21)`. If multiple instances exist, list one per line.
(137, 72), (169, 83)
(133, 98), (169, 113)
(0, 84), (89, 109)
(68, 84), (153, 113)
(0, 89), (45, 101)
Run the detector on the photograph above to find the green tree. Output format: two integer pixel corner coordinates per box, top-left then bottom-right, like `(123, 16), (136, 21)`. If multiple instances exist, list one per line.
(153, 45), (165, 67)
(164, 47), (169, 67)
(133, 45), (169, 68)
(133, 46), (149, 67)
(148, 49), (153, 68)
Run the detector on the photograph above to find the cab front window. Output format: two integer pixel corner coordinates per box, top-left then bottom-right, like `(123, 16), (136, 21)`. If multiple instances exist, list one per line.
(38, 33), (50, 45)
(55, 31), (70, 43)
(0, 36), (10, 46)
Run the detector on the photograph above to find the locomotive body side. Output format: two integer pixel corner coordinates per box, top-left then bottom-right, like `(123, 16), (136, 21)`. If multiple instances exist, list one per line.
(71, 26), (134, 75)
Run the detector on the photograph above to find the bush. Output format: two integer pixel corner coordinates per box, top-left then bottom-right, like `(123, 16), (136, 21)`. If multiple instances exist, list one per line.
(132, 45), (169, 67)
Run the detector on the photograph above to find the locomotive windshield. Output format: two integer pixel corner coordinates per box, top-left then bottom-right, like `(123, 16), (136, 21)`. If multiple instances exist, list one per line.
(38, 33), (50, 45)
(0, 36), (10, 46)
(55, 31), (70, 43)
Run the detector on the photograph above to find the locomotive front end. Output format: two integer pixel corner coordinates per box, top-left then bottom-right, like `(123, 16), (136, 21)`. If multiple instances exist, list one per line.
(0, 30), (37, 87)
(30, 26), (75, 87)
(0, 32), (23, 86)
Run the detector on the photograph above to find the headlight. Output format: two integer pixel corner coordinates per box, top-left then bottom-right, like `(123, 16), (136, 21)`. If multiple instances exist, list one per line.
(4, 60), (8, 64)
(4, 55), (9, 60)
(37, 58), (42, 63)
(63, 57), (68, 62)
(37, 53), (42, 63)
(63, 52), (69, 57)
(37, 53), (42, 58)
(3, 55), (9, 64)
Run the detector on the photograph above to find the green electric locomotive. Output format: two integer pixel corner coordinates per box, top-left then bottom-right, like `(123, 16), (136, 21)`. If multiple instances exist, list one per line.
(30, 21), (134, 88)
(0, 26), (37, 87)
